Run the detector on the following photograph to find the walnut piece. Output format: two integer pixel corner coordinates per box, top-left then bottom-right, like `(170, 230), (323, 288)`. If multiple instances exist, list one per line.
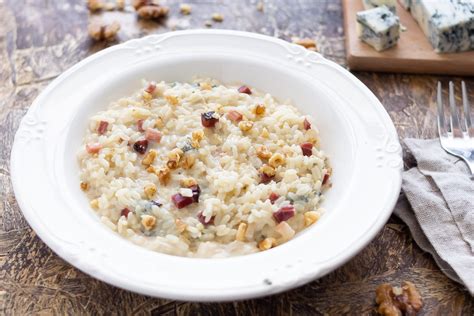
(375, 281), (423, 316)
(211, 13), (224, 22)
(88, 21), (121, 41)
(144, 183), (157, 199)
(292, 37), (318, 51)
(256, 145), (272, 160)
(253, 104), (266, 116)
(116, 0), (125, 10)
(238, 120), (254, 132)
(180, 177), (197, 188)
(142, 149), (157, 166)
(180, 3), (192, 15)
(133, 0), (169, 19)
(158, 167), (171, 185)
(180, 154), (196, 169)
(87, 0), (104, 12)
(259, 164), (276, 177)
(304, 211), (320, 227)
(167, 148), (184, 169)
(141, 214), (156, 230)
(268, 153), (285, 168)
(80, 182), (89, 191)
(258, 237), (276, 251)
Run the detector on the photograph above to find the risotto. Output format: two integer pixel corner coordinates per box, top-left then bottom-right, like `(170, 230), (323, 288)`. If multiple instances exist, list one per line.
(78, 78), (331, 258)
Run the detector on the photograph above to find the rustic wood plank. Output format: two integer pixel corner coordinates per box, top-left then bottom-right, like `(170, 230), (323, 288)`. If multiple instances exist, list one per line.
(0, 0), (473, 314)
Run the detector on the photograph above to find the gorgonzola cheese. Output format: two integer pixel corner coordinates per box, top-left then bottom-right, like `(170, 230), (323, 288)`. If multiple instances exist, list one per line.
(357, 6), (401, 51)
(410, 0), (474, 53)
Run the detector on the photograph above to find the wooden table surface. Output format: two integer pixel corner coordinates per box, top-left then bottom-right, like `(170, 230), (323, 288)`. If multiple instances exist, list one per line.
(0, 0), (473, 314)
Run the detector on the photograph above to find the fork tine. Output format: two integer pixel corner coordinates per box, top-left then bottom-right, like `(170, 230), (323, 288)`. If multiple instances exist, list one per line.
(449, 81), (461, 136)
(437, 82), (448, 137)
(462, 81), (472, 136)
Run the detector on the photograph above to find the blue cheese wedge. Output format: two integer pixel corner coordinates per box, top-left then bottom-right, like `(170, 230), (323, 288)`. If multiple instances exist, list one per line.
(356, 6), (401, 51)
(363, 0), (397, 12)
(410, 0), (474, 53)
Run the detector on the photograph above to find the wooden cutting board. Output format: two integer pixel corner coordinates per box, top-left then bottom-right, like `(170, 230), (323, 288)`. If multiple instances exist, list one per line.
(342, 0), (474, 76)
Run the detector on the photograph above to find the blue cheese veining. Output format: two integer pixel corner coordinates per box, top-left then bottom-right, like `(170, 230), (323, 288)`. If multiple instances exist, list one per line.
(363, 0), (397, 12)
(410, 0), (474, 53)
(357, 6), (401, 51)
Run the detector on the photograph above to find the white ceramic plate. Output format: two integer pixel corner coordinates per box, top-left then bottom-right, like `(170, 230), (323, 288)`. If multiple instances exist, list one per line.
(11, 30), (402, 301)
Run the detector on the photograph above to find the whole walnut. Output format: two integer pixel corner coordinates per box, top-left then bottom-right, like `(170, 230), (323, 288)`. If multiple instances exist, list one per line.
(132, 0), (169, 19)
(88, 21), (121, 41)
(375, 281), (423, 316)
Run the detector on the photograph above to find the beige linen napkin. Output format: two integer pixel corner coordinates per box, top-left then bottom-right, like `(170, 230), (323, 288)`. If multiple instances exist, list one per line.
(394, 138), (474, 295)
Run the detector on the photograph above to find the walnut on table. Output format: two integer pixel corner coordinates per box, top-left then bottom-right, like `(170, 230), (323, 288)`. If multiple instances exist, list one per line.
(180, 3), (192, 15)
(87, 0), (104, 12)
(375, 281), (423, 316)
(292, 37), (318, 52)
(133, 0), (169, 19)
(88, 21), (121, 41)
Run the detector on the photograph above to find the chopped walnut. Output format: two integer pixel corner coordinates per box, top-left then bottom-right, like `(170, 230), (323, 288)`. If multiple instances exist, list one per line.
(192, 129), (204, 142)
(253, 104), (266, 116)
(165, 95), (179, 105)
(236, 222), (248, 241)
(133, 0), (169, 19)
(80, 182), (89, 191)
(141, 214), (156, 230)
(258, 237), (276, 251)
(90, 199), (99, 209)
(268, 153), (285, 168)
(180, 177), (197, 188)
(199, 82), (212, 90)
(212, 13), (224, 22)
(87, 0), (104, 12)
(180, 154), (196, 169)
(146, 165), (156, 174)
(375, 281), (423, 316)
(259, 164), (276, 177)
(88, 21), (121, 41)
(142, 149), (157, 166)
(180, 3), (192, 15)
(144, 183), (157, 199)
(256, 145), (272, 160)
(292, 37), (318, 51)
(167, 148), (184, 169)
(158, 167), (171, 185)
(175, 218), (187, 233)
(239, 120), (254, 132)
(116, 0), (125, 10)
(142, 91), (153, 102)
(304, 211), (320, 227)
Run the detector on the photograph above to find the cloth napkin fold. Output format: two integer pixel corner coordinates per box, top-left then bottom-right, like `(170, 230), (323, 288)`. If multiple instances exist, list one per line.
(394, 138), (474, 295)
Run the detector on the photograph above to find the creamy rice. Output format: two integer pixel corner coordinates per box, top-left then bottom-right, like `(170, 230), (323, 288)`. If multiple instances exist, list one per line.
(78, 78), (331, 258)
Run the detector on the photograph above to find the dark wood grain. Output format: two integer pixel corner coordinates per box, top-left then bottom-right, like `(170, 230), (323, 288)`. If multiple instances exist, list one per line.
(1, 0), (473, 315)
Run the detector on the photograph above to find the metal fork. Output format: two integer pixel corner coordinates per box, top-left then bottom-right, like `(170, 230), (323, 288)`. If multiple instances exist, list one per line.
(437, 81), (474, 177)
